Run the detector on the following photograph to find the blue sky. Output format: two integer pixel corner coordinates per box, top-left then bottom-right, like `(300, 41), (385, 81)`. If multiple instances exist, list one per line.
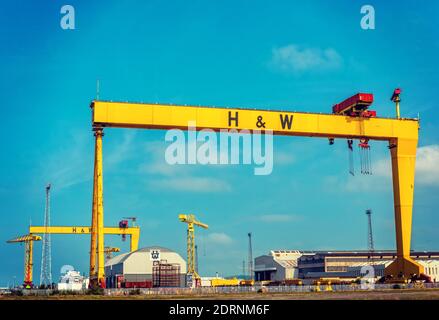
(1, 1), (438, 286)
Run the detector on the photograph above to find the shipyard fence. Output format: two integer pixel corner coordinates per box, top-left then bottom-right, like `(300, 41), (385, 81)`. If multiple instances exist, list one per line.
(3, 283), (439, 296)
(103, 282), (439, 296)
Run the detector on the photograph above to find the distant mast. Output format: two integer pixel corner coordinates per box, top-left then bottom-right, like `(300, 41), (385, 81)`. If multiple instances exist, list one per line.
(40, 184), (53, 287)
(96, 79), (100, 100)
(248, 232), (253, 281)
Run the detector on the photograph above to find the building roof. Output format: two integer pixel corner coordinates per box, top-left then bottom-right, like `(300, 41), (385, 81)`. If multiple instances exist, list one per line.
(105, 246), (176, 266)
(272, 249), (439, 256)
(310, 250), (439, 258)
(276, 260), (298, 268)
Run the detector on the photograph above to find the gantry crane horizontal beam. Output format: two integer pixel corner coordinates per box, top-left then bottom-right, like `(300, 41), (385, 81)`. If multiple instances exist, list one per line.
(89, 98), (422, 283)
(29, 226), (140, 251)
(91, 101), (419, 141)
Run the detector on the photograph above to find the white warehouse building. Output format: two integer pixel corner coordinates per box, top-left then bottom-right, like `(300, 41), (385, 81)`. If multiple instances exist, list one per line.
(105, 246), (187, 288)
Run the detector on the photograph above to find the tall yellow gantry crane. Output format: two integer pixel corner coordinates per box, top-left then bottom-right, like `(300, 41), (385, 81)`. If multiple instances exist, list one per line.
(178, 214), (209, 279)
(7, 234), (42, 288)
(89, 89), (423, 285)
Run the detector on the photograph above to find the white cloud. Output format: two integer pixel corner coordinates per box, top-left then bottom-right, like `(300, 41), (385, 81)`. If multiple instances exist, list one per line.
(373, 158), (391, 178)
(106, 131), (136, 169)
(139, 140), (184, 176)
(257, 214), (302, 223)
(205, 233), (233, 245)
(149, 177), (231, 192)
(144, 162), (180, 176)
(416, 145), (439, 186)
(142, 140), (232, 192)
(322, 173), (390, 194)
(373, 144), (439, 186)
(271, 44), (343, 73)
(42, 131), (137, 191)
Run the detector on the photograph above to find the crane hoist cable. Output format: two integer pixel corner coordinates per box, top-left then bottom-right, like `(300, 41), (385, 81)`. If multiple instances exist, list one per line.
(359, 138), (372, 175)
(347, 139), (354, 176)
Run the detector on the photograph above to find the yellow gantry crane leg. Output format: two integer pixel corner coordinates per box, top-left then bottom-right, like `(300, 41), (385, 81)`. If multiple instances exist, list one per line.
(385, 138), (423, 278)
(90, 127), (105, 287)
(91, 99), (422, 281)
(90, 134), (99, 280)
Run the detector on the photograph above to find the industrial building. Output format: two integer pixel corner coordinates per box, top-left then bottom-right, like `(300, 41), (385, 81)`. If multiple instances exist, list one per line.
(255, 250), (303, 281)
(105, 246), (187, 288)
(255, 250), (439, 282)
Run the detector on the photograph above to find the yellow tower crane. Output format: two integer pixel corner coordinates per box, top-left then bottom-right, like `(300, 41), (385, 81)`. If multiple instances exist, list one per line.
(7, 234), (42, 288)
(104, 246), (120, 261)
(178, 214), (208, 281)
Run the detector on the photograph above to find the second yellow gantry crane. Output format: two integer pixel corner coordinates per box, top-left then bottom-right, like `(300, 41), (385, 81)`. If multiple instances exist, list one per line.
(179, 214), (208, 280)
(28, 225), (139, 288)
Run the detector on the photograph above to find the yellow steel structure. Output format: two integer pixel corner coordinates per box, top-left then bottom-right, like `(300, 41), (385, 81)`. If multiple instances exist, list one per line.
(7, 234), (42, 287)
(178, 214), (208, 279)
(90, 99), (422, 282)
(211, 278), (240, 287)
(91, 127), (105, 287)
(28, 225), (139, 288)
(29, 225), (140, 251)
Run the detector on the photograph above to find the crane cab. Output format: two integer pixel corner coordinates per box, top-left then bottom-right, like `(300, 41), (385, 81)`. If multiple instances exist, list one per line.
(332, 93), (376, 117)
